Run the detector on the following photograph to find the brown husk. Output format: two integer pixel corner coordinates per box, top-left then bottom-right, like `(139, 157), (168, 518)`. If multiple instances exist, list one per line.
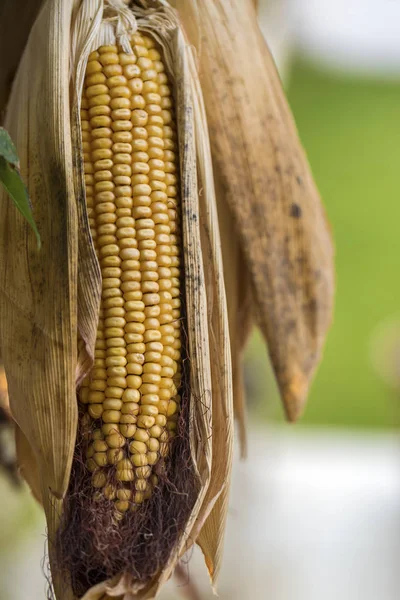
(172, 0), (335, 425)
(0, 0), (79, 503)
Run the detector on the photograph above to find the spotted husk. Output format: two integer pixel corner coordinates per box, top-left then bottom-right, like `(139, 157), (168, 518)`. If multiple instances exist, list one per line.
(172, 0), (335, 437)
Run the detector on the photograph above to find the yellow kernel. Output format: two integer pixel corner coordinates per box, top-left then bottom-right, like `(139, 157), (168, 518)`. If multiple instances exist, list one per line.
(119, 52), (137, 65)
(142, 373), (161, 386)
(147, 452), (158, 465)
(92, 439), (108, 452)
(110, 97), (130, 110)
(122, 388), (140, 403)
(126, 362), (143, 378)
(107, 448), (124, 464)
(145, 351), (162, 363)
(115, 499), (130, 512)
(159, 388), (172, 402)
(105, 355), (127, 367)
(86, 60), (102, 75)
(105, 327), (124, 339)
(120, 424), (137, 437)
(86, 458), (97, 472)
(120, 414), (136, 424)
(104, 484), (116, 500)
(91, 429), (104, 440)
(147, 437), (160, 452)
(117, 458), (133, 471)
(92, 471), (107, 488)
(140, 405), (159, 417)
(136, 465), (152, 479)
(106, 337), (125, 348)
(140, 384), (158, 395)
(155, 414), (167, 427)
(133, 429), (150, 443)
(126, 375), (142, 389)
(88, 389), (105, 403)
(121, 402), (140, 415)
(88, 404), (103, 419)
(135, 479), (148, 492)
(80, 387), (89, 403)
(93, 452), (108, 467)
(160, 430), (169, 442)
(125, 334), (145, 346)
(130, 440), (147, 454)
(117, 488), (132, 501)
(141, 394), (159, 406)
(112, 130), (133, 143)
(116, 470), (134, 482)
(99, 52), (119, 66)
(131, 453), (148, 467)
(104, 386), (124, 399)
(110, 85), (131, 99)
(128, 78), (144, 94)
(102, 399), (123, 410)
(107, 74), (127, 88)
(134, 491), (144, 504)
(104, 296), (124, 309)
(149, 425), (162, 438)
(106, 432), (125, 448)
(102, 410), (121, 423)
(137, 415), (155, 429)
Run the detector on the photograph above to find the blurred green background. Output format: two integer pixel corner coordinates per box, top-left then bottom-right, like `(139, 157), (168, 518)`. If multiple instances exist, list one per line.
(246, 59), (400, 430)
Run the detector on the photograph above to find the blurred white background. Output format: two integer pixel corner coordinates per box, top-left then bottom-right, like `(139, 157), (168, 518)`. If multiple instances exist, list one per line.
(1, 427), (399, 599)
(260, 0), (400, 77)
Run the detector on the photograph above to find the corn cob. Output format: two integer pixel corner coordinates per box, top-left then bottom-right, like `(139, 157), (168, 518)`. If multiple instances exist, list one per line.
(79, 33), (182, 513)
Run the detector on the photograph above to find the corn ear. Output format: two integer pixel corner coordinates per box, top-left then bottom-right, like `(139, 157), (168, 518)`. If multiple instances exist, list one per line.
(0, 1), (232, 598)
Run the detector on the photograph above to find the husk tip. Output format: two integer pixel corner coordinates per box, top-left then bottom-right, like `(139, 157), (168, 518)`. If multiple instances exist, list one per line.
(281, 370), (309, 423)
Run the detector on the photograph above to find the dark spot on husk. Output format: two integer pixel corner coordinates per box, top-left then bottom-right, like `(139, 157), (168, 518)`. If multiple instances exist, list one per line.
(290, 203), (302, 219)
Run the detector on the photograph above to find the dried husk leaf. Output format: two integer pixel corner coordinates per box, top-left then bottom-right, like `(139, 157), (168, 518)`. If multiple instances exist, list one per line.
(183, 51), (233, 586)
(0, 0), (78, 506)
(217, 178), (253, 457)
(0, 0), (232, 598)
(172, 0), (335, 422)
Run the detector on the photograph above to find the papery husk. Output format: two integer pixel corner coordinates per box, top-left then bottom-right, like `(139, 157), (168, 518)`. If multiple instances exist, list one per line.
(0, 0), (81, 589)
(171, 0), (335, 423)
(217, 178), (253, 457)
(0, 0), (78, 503)
(0, 0), (232, 599)
(185, 53), (233, 586)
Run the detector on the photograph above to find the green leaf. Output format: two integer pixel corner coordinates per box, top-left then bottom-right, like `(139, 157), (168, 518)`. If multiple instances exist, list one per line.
(0, 156), (41, 249)
(0, 127), (20, 167)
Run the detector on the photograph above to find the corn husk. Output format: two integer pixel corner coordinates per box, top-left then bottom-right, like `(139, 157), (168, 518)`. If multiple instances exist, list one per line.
(171, 0), (335, 431)
(0, 0), (232, 598)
